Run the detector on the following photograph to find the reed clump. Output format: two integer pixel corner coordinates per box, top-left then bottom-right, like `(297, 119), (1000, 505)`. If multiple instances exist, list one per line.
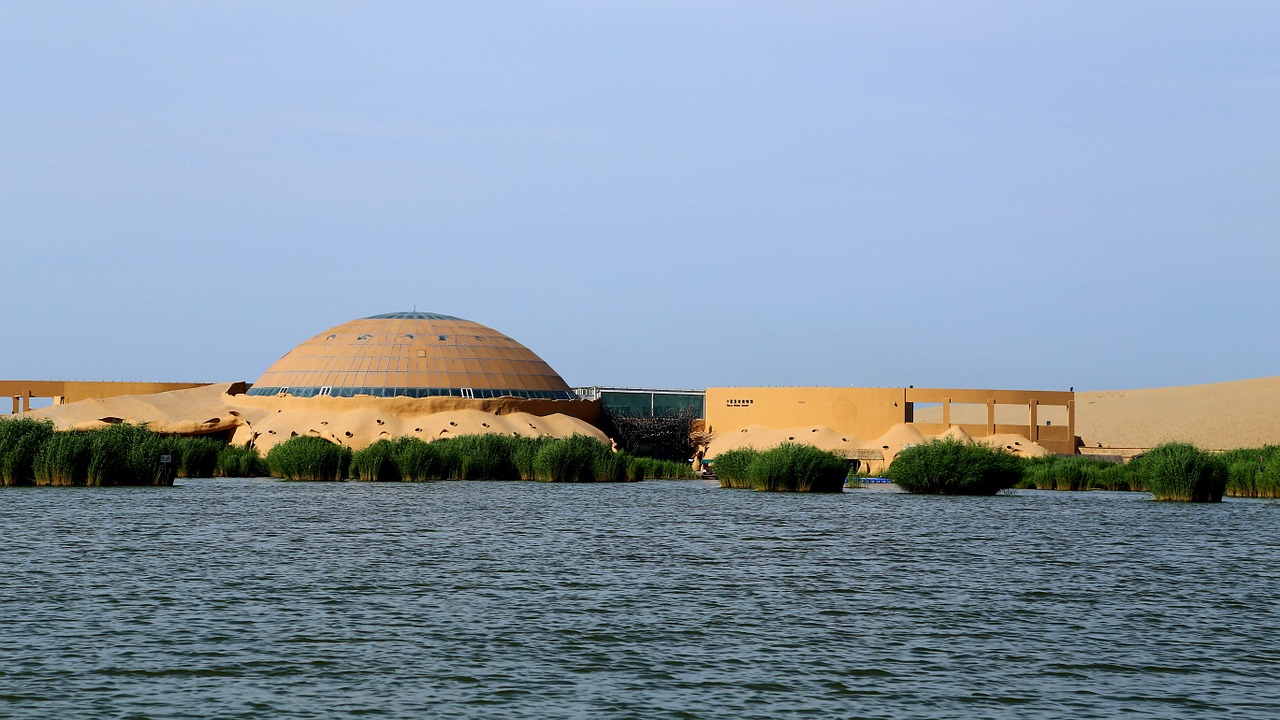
(345, 434), (636, 483)
(173, 436), (222, 478)
(1219, 446), (1280, 498)
(215, 444), (269, 477)
(265, 435), (352, 481)
(710, 448), (758, 489)
(532, 434), (614, 482)
(1138, 442), (1227, 502)
(747, 443), (848, 492)
(1018, 455), (1133, 491)
(32, 429), (93, 486)
(629, 457), (695, 481)
(887, 438), (1022, 495)
(396, 437), (452, 481)
(709, 444), (846, 492)
(449, 434), (522, 480)
(0, 417), (55, 486)
(30, 424), (181, 486)
(351, 439), (403, 482)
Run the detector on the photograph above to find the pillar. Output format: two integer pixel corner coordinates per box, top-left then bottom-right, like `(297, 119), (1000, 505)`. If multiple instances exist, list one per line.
(986, 398), (995, 436)
(1068, 399), (1076, 449)
(11, 396), (19, 415)
(1029, 400), (1039, 442)
(942, 398), (951, 427)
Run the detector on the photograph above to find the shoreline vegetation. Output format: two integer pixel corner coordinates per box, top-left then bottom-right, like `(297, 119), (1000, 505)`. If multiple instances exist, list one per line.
(712, 443), (847, 493)
(0, 418), (693, 485)
(1, 415), (1275, 500)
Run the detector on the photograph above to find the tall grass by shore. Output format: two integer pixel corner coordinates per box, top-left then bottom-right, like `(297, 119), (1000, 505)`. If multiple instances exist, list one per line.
(710, 444), (846, 492)
(711, 447), (758, 489)
(29, 423), (183, 486)
(887, 438), (1022, 495)
(0, 417), (55, 486)
(1018, 455), (1139, 492)
(215, 444), (269, 477)
(347, 433), (651, 483)
(265, 435), (352, 481)
(1138, 442), (1227, 502)
(1219, 445), (1280, 498)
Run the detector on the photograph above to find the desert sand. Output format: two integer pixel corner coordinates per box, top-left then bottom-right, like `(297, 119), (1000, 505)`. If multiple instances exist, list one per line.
(1075, 376), (1280, 451)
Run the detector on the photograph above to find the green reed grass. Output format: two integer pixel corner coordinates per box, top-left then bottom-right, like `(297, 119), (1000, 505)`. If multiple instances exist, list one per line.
(533, 434), (602, 482)
(0, 417), (54, 486)
(1138, 442), (1226, 502)
(710, 448), (758, 489)
(30, 424), (181, 486)
(887, 438), (1023, 495)
(1017, 455), (1131, 491)
(1220, 446), (1280, 498)
(173, 436), (222, 478)
(1087, 461), (1138, 491)
(512, 436), (551, 481)
(32, 430), (93, 486)
(629, 457), (694, 481)
(266, 435), (352, 481)
(746, 443), (848, 493)
(395, 437), (450, 481)
(449, 434), (522, 480)
(215, 445), (269, 478)
(347, 434), (631, 483)
(351, 439), (403, 482)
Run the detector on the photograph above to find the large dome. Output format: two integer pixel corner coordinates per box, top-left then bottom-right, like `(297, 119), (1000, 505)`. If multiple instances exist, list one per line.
(247, 312), (575, 400)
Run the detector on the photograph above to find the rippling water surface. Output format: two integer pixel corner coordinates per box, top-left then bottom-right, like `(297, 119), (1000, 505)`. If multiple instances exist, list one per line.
(2, 479), (1278, 719)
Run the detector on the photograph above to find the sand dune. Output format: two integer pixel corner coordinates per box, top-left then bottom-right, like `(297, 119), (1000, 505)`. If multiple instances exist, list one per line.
(705, 421), (1049, 473)
(1076, 376), (1280, 451)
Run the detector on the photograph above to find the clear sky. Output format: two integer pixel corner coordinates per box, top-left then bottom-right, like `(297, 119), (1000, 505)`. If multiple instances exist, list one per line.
(2, 2), (1276, 392)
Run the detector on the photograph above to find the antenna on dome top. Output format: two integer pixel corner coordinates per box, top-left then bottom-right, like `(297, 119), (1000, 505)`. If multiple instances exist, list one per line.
(413, 304), (417, 312)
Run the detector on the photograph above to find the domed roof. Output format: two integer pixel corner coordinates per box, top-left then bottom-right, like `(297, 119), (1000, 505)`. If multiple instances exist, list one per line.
(247, 312), (575, 400)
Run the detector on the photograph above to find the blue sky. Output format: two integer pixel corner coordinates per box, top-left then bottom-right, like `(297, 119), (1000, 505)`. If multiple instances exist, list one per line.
(2, 2), (1276, 392)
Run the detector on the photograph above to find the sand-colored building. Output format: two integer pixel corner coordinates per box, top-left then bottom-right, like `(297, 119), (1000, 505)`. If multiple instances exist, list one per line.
(18, 312), (607, 452)
(702, 386), (1075, 470)
(1, 380), (209, 414)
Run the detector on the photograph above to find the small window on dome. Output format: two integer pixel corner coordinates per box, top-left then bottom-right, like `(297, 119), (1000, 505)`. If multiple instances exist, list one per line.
(416, 350), (427, 358)
(319, 386), (332, 396)
(438, 335), (447, 341)
(461, 388), (475, 399)
(278, 387), (289, 396)
(357, 334), (372, 341)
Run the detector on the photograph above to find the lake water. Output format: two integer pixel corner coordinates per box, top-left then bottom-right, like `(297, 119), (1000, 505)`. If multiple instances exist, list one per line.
(2, 479), (1277, 719)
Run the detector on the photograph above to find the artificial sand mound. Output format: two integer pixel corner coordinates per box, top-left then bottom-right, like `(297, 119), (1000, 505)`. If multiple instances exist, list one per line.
(27, 383), (608, 453)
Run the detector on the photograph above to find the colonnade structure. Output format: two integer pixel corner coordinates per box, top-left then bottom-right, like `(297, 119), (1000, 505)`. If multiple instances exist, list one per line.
(0, 381), (210, 415)
(704, 386), (1077, 455)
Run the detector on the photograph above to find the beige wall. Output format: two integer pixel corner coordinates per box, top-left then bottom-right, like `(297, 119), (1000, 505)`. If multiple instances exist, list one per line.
(706, 387), (909, 440)
(705, 386), (1077, 454)
(0, 380), (210, 414)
